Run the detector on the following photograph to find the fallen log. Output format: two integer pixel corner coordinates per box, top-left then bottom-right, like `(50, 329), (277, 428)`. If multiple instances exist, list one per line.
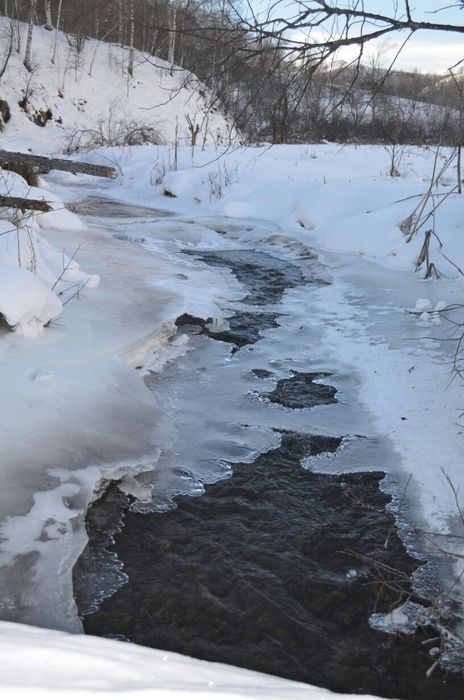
(0, 150), (116, 178)
(0, 195), (51, 212)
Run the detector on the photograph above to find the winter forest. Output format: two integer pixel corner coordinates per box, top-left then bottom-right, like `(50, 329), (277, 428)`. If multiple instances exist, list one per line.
(1, 2), (464, 700)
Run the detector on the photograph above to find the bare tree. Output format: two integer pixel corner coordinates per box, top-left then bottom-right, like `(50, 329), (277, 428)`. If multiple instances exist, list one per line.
(118, 0), (124, 46)
(168, 0), (178, 74)
(43, 0), (52, 30)
(234, 2), (464, 67)
(0, 19), (14, 80)
(128, 0), (135, 77)
(23, 0), (36, 72)
(215, 1), (464, 143)
(448, 64), (464, 193)
(51, 0), (63, 64)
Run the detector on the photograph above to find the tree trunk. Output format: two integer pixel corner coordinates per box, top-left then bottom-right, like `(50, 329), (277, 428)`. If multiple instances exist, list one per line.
(51, 0), (63, 64)
(168, 0), (177, 74)
(128, 0), (135, 77)
(23, 0), (36, 72)
(118, 0), (123, 45)
(0, 149), (116, 178)
(95, 0), (100, 40)
(43, 0), (52, 30)
(0, 195), (51, 212)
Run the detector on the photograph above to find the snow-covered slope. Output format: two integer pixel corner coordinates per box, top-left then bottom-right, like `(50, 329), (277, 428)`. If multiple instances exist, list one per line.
(0, 16), (235, 154)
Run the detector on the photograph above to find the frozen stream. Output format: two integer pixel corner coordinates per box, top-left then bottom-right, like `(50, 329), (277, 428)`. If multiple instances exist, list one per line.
(66, 198), (464, 698)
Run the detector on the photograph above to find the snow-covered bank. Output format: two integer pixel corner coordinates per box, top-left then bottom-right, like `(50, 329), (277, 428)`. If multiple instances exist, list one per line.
(106, 142), (462, 276)
(0, 167), (96, 335)
(0, 621), (384, 700)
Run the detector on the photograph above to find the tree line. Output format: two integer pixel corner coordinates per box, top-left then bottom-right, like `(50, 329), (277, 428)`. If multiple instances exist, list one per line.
(1, 1), (463, 145)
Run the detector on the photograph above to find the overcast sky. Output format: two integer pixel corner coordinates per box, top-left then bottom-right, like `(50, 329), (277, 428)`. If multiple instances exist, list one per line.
(246, 1), (464, 73)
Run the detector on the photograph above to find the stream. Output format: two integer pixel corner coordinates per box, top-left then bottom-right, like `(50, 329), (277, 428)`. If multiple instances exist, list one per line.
(71, 198), (464, 699)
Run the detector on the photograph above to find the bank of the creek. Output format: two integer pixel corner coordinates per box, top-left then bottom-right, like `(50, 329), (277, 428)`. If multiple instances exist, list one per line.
(73, 221), (464, 700)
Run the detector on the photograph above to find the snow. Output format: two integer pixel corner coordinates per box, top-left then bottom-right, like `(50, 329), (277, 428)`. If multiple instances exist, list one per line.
(0, 622), (381, 700)
(0, 18), (463, 697)
(0, 167), (99, 334)
(0, 17), (235, 154)
(147, 143), (462, 276)
(415, 298), (432, 312)
(0, 265), (62, 335)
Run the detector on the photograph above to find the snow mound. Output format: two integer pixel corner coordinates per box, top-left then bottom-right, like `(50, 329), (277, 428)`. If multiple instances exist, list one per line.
(0, 167), (100, 311)
(0, 265), (62, 335)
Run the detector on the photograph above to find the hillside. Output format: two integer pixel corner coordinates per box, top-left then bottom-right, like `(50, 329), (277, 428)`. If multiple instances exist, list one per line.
(0, 16), (236, 154)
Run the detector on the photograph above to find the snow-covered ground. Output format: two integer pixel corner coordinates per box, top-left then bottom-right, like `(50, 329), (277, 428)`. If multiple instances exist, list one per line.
(0, 16), (234, 153)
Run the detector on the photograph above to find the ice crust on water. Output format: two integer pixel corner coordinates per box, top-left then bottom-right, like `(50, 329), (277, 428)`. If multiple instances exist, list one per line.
(370, 602), (426, 635)
(415, 298), (432, 312)
(0, 177), (250, 631)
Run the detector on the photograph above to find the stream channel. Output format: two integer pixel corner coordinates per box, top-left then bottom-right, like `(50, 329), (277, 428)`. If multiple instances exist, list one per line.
(71, 197), (464, 700)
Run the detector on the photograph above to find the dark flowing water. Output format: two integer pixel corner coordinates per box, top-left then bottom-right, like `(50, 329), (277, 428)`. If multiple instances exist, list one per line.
(74, 241), (464, 699)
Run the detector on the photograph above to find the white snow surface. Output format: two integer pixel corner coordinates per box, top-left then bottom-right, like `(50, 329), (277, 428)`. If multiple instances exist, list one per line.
(0, 17), (234, 153)
(0, 264), (62, 334)
(0, 622), (382, 700)
(0, 167), (99, 333)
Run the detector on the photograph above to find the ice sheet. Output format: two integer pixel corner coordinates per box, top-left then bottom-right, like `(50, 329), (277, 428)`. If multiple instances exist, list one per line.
(0, 196), (243, 630)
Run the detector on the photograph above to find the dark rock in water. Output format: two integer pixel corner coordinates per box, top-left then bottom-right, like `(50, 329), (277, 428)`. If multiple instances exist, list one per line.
(176, 311), (280, 351)
(266, 371), (337, 409)
(207, 311), (280, 350)
(175, 313), (207, 328)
